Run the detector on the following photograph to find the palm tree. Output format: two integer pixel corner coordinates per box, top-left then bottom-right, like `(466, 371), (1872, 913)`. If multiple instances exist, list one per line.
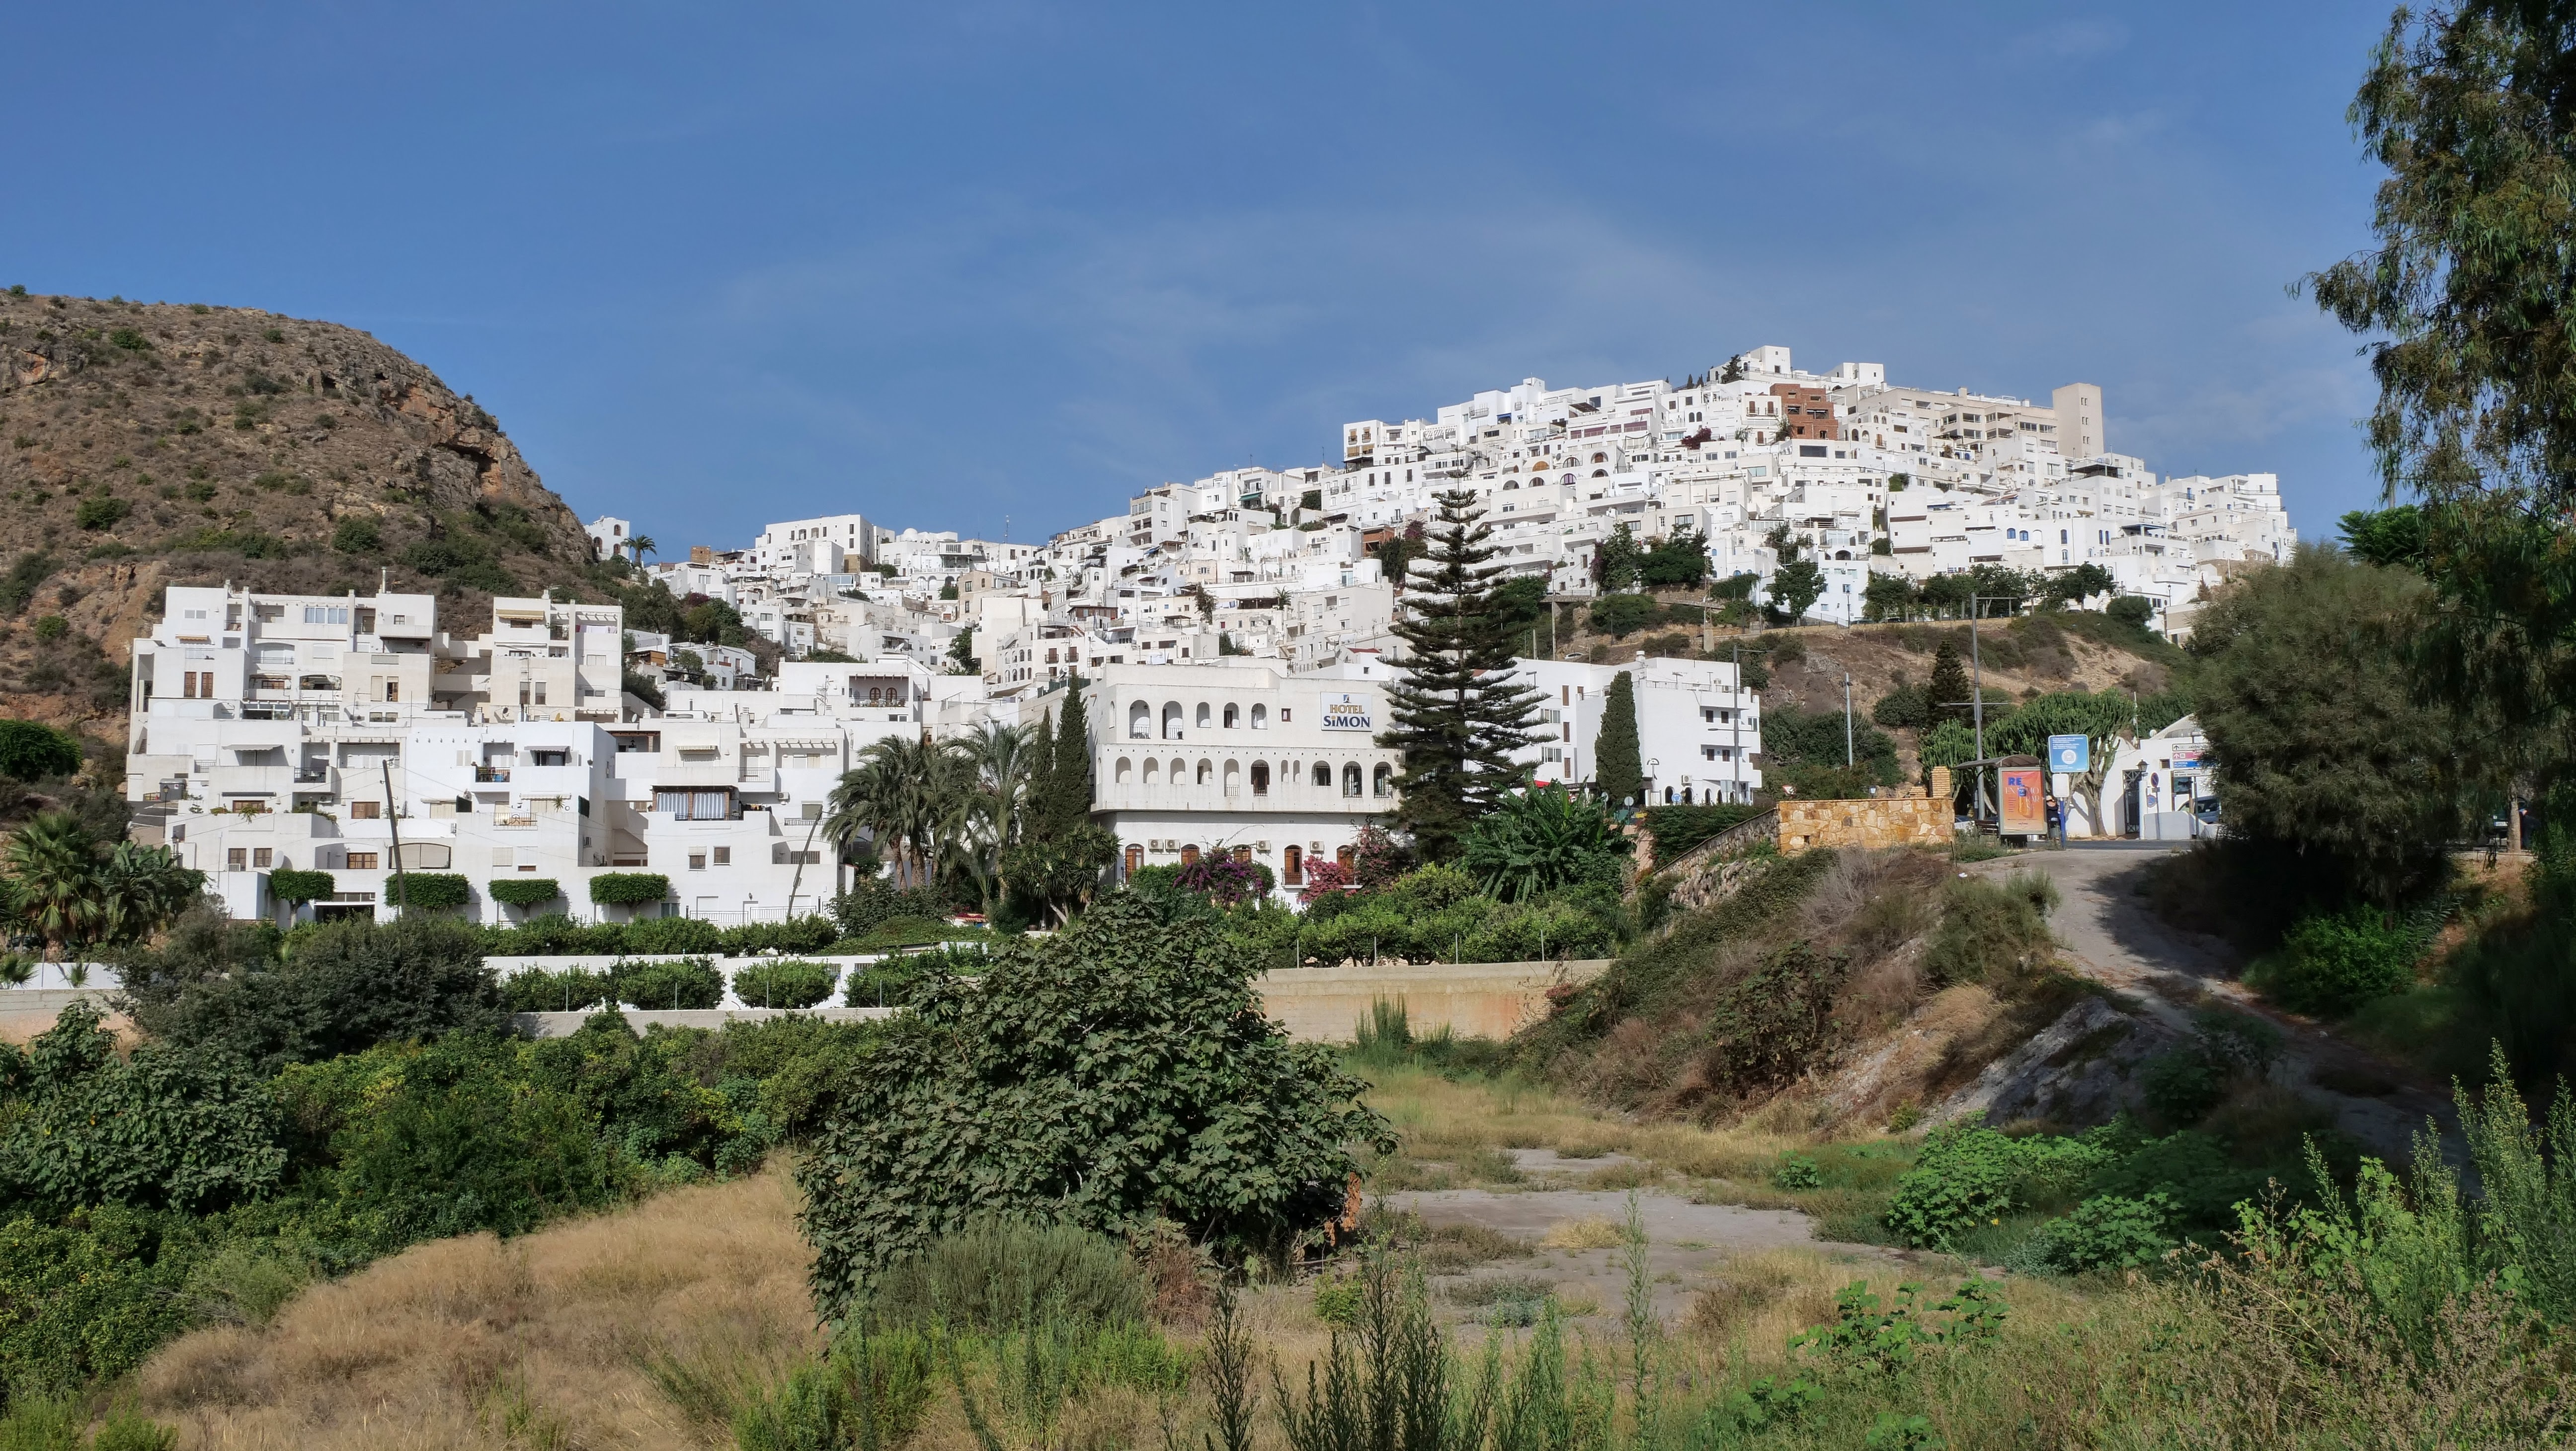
(95, 841), (207, 944)
(5, 812), (103, 959)
(950, 722), (1035, 916)
(826, 734), (971, 891)
(628, 534), (658, 568)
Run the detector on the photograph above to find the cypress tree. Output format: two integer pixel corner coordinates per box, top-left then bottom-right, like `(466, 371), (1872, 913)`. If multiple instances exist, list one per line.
(1596, 669), (1643, 807)
(1048, 673), (1093, 834)
(1024, 702), (1058, 842)
(1380, 489), (1547, 860)
(1928, 640), (1972, 727)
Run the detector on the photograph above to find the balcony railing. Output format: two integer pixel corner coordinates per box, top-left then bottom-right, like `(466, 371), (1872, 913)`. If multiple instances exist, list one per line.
(475, 767), (511, 783)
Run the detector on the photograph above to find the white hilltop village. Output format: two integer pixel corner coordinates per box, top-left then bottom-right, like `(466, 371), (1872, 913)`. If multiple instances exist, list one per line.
(126, 345), (2292, 929)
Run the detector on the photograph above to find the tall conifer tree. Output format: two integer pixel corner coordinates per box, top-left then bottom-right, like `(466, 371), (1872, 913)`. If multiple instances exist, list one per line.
(1380, 489), (1546, 860)
(1048, 674), (1094, 834)
(1024, 703), (1058, 841)
(1596, 670), (1642, 807)
(1928, 640), (1972, 728)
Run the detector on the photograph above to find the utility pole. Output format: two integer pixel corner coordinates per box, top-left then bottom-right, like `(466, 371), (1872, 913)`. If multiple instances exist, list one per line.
(1843, 671), (1854, 767)
(382, 758), (406, 918)
(1732, 642), (1745, 805)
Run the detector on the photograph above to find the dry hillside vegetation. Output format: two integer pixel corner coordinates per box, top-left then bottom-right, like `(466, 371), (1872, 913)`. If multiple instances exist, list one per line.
(0, 289), (604, 737)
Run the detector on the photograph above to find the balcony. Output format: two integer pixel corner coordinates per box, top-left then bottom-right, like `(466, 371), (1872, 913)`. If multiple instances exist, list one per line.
(208, 765), (290, 799)
(474, 767), (512, 784)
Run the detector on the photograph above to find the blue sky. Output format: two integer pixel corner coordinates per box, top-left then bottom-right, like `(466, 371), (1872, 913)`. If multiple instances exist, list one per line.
(12, 2), (2394, 549)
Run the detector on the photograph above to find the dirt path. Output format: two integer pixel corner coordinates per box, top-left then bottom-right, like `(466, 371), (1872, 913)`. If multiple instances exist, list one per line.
(1971, 842), (2456, 1162)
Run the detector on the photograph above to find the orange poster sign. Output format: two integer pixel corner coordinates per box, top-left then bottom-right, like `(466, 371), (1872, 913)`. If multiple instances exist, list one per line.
(2000, 766), (2046, 836)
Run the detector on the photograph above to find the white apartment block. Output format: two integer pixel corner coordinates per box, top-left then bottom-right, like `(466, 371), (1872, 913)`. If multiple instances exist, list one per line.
(1507, 656), (1763, 805)
(1080, 663), (1403, 897)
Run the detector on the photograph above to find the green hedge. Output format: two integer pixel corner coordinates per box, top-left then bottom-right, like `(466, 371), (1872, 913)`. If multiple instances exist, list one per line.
(611, 957), (724, 1011)
(730, 960), (839, 1010)
(589, 872), (671, 906)
(387, 872), (471, 911)
(0, 719), (80, 781)
(502, 966), (612, 1013)
(487, 878), (563, 909)
(267, 869), (334, 905)
(476, 913), (846, 959)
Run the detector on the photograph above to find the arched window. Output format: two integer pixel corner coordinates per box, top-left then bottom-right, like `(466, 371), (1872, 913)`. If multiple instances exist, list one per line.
(1373, 763), (1394, 798)
(1337, 844), (1356, 870)
(1232, 845), (1252, 866)
(1197, 759), (1213, 786)
(1169, 757), (1185, 785)
(1342, 763), (1363, 797)
(1142, 758), (1160, 784)
(1313, 762), (1332, 788)
(1591, 451), (1608, 464)
(1181, 844), (1200, 866)
(1283, 844), (1303, 885)
(1223, 760), (1241, 797)
(1223, 703), (1239, 728)
(1196, 702), (1212, 728)
(1128, 701), (1151, 738)
(1251, 704), (1268, 729)
(1162, 701), (1183, 738)
(1124, 843), (1142, 876)
(1592, 469), (1609, 478)
(1250, 762), (1270, 796)
(1115, 757), (1132, 785)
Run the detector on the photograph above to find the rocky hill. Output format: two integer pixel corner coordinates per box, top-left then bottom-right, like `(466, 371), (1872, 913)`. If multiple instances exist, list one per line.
(0, 289), (612, 743)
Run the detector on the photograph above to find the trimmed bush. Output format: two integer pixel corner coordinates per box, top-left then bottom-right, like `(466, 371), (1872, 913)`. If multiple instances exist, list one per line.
(267, 869), (334, 905)
(730, 960), (838, 1010)
(589, 872), (670, 906)
(717, 916), (840, 956)
(481, 913), (627, 956)
(487, 878), (563, 910)
(622, 916), (723, 955)
(386, 872), (471, 911)
(503, 966), (612, 1013)
(831, 883), (947, 936)
(612, 956), (724, 1011)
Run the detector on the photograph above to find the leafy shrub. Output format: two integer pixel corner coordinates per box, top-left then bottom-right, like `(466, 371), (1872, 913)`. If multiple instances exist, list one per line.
(613, 957), (724, 1011)
(331, 517), (383, 555)
(2026, 1192), (2177, 1273)
(2142, 1049), (2225, 1126)
(324, 1037), (624, 1243)
(796, 893), (1390, 1316)
(481, 912), (628, 956)
(0, 718), (80, 780)
(486, 877), (562, 910)
(590, 871), (671, 905)
(1642, 802), (1763, 862)
(1772, 1152), (1823, 1190)
(502, 966), (611, 1013)
(623, 915), (724, 955)
(73, 495), (130, 531)
(843, 954), (948, 1008)
(848, 915), (961, 951)
(870, 1217), (1146, 1330)
(2106, 595), (2156, 629)
(386, 871), (470, 911)
(1174, 855), (1275, 907)
(0, 1207), (198, 1394)
(30, 614), (67, 641)
(0, 1001), (285, 1214)
(2259, 905), (2421, 1015)
(1590, 592), (1658, 637)
(123, 913), (503, 1074)
(831, 882), (948, 936)
(1883, 1125), (2112, 1248)
(731, 960), (838, 1010)
(1924, 872), (2059, 987)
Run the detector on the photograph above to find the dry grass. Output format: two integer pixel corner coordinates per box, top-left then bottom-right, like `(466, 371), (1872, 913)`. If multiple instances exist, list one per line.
(135, 1167), (818, 1450)
(1538, 1218), (1625, 1251)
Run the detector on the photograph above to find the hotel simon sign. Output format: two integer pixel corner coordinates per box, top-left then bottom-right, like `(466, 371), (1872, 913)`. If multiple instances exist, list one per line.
(1319, 692), (1374, 731)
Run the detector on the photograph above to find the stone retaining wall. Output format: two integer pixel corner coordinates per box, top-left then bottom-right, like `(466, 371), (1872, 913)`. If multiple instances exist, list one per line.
(1777, 767), (1955, 854)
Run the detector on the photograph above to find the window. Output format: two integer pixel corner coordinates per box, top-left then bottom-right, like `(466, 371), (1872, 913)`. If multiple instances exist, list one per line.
(252, 848), (272, 869)
(532, 749), (568, 767)
(227, 848), (246, 870)
(1125, 843), (1143, 875)
(345, 851), (379, 870)
(1223, 703), (1239, 728)
(1196, 702), (1212, 728)
(350, 801), (381, 820)
(1343, 763), (1363, 797)
(655, 788), (737, 820)
(689, 852), (707, 870)
(1180, 844), (1201, 866)
(1313, 762), (1332, 788)
(712, 847), (730, 866)
(1283, 844), (1303, 885)
(1251, 704), (1267, 728)
(1250, 762), (1269, 796)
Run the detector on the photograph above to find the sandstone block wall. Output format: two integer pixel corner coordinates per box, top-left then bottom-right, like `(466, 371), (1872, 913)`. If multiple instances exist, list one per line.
(1777, 766), (1955, 855)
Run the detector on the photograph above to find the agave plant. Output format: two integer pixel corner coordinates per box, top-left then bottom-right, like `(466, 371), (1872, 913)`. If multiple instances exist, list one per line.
(1457, 786), (1630, 904)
